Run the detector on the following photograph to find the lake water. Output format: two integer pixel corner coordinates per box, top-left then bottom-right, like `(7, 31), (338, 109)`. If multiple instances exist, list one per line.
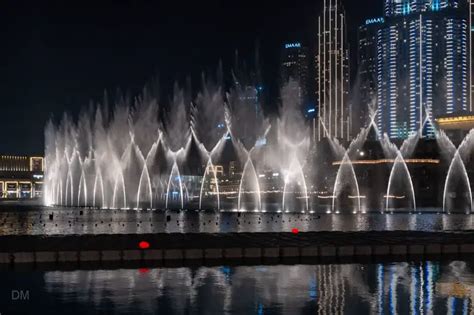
(1, 206), (473, 236)
(2, 260), (474, 314)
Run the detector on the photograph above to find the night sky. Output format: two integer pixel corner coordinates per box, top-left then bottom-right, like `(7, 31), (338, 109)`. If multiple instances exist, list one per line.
(0, 0), (381, 155)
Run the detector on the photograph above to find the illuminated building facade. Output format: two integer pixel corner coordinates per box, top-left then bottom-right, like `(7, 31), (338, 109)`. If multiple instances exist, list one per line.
(436, 112), (474, 143)
(375, 0), (469, 139)
(315, 0), (350, 141)
(281, 42), (310, 108)
(0, 156), (44, 199)
(470, 0), (474, 111)
(358, 18), (384, 131)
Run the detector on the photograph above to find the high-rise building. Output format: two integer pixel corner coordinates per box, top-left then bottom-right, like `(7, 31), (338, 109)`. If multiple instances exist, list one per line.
(315, 0), (350, 141)
(470, 0), (474, 111)
(281, 42), (310, 107)
(372, 0), (469, 139)
(357, 17), (385, 131)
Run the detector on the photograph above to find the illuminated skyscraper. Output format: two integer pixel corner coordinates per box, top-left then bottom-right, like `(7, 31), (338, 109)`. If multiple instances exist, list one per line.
(470, 0), (474, 111)
(281, 42), (310, 108)
(357, 17), (385, 131)
(315, 0), (350, 141)
(374, 0), (469, 139)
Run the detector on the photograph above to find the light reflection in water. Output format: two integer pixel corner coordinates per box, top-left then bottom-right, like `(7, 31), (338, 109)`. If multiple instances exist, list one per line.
(377, 264), (384, 315)
(8, 208), (474, 236)
(3, 261), (474, 314)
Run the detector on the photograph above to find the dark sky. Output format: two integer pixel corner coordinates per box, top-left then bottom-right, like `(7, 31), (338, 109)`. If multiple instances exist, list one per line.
(0, 0), (381, 155)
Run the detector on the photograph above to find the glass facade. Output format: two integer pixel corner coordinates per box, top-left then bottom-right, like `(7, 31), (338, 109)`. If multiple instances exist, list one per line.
(315, 0), (350, 141)
(372, 0), (469, 139)
(281, 42), (309, 108)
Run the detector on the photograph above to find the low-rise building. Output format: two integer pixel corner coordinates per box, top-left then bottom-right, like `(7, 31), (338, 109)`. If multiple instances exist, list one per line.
(0, 155), (44, 199)
(436, 113), (474, 145)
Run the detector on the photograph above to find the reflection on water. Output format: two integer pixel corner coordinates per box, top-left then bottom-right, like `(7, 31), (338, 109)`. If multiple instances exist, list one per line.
(3, 260), (474, 314)
(2, 207), (474, 235)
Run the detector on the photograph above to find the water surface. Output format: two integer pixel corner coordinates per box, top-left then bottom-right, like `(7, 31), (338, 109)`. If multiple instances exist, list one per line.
(1, 207), (473, 236)
(2, 260), (474, 314)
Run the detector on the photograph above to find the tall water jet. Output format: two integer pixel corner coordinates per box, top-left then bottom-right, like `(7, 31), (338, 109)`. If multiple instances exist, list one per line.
(443, 151), (473, 214)
(332, 153), (361, 214)
(191, 72), (227, 211)
(92, 169), (105, 208)
(237, 155), (261, 211)
(385, 152), (416, 212)
(165, 161), (185, 209)
(274, 79), (311, 212)
(226, 75), (268, 211)
(282, 158), (309, 212)
(199, 155), (221, 210)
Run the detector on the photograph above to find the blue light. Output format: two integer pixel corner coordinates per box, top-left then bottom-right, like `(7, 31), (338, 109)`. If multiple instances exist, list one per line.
(221, 266), (231, 282)
(309, 276), (317, 299)
(365, 17), (384, 25)
(217, 123), (225, 129)
(403, 2), (411, 15)
(307, 108), (316, 113)
(256, 137), (267, 147)
(285, 43), (301, 49)
(257, 86), (263, 91)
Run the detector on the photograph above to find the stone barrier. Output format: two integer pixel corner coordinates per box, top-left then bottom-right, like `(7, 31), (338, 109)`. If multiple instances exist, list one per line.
(0, 231), (473, 267)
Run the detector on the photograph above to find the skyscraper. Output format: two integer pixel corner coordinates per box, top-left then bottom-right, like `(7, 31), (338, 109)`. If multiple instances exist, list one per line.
(281, 42), (310, 108)
(315, 0), (350, 141)
(470, 0), (474, 112)
(372, 0), (469, 139)
(358, 17), (385, 130)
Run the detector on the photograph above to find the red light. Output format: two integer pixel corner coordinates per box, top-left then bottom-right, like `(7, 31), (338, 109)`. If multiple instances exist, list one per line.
(139, 268), (150, 274)
(292, 228), (299, 234)
(139, 241), (150, 249)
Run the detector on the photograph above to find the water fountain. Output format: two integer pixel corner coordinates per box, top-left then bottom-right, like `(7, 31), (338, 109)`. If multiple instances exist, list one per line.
(44, 77), (474, 214)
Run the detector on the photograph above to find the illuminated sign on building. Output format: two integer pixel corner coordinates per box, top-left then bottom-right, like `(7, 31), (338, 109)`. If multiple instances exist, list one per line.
(365, 17), (384, 25)
(285, 43), (301, 49)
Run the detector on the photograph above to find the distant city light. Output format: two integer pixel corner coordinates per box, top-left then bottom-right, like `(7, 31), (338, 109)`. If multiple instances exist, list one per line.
(365, 17), (384, 25)
(285, 43), (301, 49)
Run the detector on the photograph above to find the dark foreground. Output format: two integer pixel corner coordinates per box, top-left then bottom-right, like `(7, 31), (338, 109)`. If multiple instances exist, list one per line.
(2, 260), (474, 314)
(2, 206), (474, 268)
(2, 230), (474, 269)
